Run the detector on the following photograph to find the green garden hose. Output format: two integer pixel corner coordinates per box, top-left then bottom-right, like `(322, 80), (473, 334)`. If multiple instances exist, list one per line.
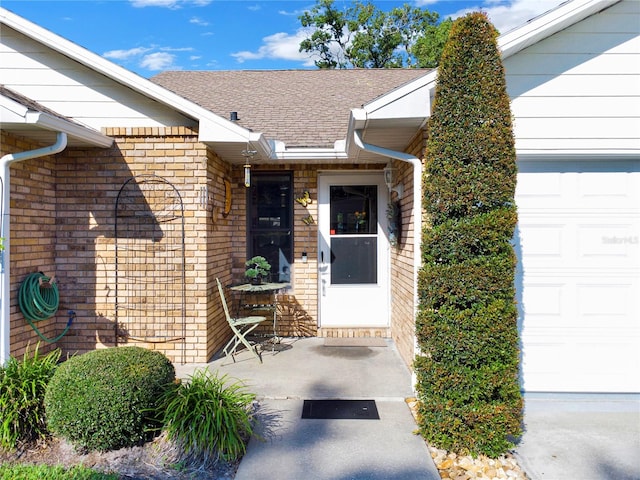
(18, 272), (71, 343)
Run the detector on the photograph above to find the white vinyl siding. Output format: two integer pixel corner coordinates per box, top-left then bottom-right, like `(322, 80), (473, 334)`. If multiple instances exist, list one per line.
(505, 0), (640, 155)
(0, 26), (195, 129)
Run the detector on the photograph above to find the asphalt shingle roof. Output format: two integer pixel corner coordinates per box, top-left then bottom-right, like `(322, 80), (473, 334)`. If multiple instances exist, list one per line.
(151, 69), (429, 148)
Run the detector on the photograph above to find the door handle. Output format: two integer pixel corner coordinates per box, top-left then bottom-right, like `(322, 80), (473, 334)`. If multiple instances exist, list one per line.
(321, 251), (324, 264)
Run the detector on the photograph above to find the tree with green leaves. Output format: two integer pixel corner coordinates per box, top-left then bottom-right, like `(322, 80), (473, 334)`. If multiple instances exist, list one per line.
(298, 0), (451, 69)
(415, 12), (522, 457)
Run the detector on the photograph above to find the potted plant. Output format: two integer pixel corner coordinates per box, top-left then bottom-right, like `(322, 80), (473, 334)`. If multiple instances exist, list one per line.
(245, 256), (271, 284)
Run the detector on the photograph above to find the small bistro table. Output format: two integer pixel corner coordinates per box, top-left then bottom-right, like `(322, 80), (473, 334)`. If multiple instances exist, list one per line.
(229, 282), (290, 347)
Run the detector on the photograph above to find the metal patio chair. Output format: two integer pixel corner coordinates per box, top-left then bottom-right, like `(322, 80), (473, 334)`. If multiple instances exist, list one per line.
(216, 278), (268, 363)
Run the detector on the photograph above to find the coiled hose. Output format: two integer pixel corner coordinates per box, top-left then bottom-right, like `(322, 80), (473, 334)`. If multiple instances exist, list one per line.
(18, 272), (72, 343)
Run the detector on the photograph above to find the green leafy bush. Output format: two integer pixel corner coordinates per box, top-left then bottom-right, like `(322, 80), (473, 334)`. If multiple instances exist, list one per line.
(0, 464), (118, 480)
(44, 346), (175, 452)
(416, 12), (522, 457)
(160, 369), (255, 466)
(0, 344), (60, 450)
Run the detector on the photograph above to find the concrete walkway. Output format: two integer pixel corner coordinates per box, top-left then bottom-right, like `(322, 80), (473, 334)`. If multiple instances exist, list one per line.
(174, 337), (640, 480)
(514, 393), (640, 480)
(175, 337), (440, 480)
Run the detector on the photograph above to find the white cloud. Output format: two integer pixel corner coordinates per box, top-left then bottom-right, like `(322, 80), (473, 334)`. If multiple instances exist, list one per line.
(130, 0), (180, 7)
(277, 7), (307, 17)
(103, 45), (192, 71)
(103, 47), (152, 60)
(129, 0), (212, 8)
(190, 16), (209, 26)
(231, 30), (316, 67)
(442, 0), (564, 33)
(140, 52), (177, 70)
(160, 46), (194, 52)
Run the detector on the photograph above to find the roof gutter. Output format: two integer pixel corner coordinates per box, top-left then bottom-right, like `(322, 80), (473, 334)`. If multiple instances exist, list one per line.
(0, 132), (67, 365)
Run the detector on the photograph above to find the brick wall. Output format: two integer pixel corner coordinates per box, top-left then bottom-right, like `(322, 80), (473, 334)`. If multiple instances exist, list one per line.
(4, 125), (424, 369)
(205, 149), (236, 359)
(50, 127), (216, 363)
(2, 131), (59, 358)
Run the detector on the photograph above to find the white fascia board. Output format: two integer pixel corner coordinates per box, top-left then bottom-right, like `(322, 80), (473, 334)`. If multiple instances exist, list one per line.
(0, 94), (29, 120)
(29, 112), (114, 148)
(271, 140), (348, 161)
(517, 149), (640, 161)
(1, 92), (113, 147)
(275, 149), (349, 161)
(0, 7), (252, 145)
(362, 71), (434, 120)
(198, 118), (261, 144)
(498, 0), (621, 59)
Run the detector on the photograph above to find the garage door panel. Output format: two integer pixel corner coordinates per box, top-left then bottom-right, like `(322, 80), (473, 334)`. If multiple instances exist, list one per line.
(521, 283), (563, 316)
(522, 328), (640, 392)
(578, 284), (633, 317)
(519, 219), (638, 269)
(517, 162), (640, 210)
(518, 224), (564, 257)
(578, 223), (639, 262)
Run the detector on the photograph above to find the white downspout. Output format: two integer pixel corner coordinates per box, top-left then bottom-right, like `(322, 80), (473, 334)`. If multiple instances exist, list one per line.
(353, 129), (423, 386)
(0, 132), (67, 364)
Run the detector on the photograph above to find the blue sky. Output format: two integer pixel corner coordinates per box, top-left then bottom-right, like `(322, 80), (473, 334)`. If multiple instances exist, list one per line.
(3, 0), (565, 77)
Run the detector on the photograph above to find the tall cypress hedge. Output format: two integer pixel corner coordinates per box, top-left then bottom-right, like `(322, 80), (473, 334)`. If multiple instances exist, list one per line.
(415, 12), (522, 457)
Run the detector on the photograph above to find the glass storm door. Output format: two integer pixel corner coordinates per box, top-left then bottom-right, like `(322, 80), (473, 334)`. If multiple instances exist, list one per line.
(318, 173), (389, 327)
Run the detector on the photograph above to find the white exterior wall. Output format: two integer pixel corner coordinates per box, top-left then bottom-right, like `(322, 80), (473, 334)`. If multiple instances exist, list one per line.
(509, 0), (640, 393)
(0, 26), (195, 129)
(505, 0), (640, 156)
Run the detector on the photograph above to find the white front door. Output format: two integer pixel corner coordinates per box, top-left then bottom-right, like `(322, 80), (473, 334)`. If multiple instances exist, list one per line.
(318, 173), (389, 327)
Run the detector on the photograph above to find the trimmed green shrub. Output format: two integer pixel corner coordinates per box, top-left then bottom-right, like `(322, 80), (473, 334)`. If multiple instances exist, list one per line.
(160, 369), (255, 466)
(0, 464), (118, 480)
(423, 16), (516, 227)
(44, 346), (175, 452)
(416, 11), (522, 457)
(0, 344), (60, 450)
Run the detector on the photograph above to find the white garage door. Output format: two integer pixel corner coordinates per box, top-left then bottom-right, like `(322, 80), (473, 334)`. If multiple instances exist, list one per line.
(517, 160), (640, 393)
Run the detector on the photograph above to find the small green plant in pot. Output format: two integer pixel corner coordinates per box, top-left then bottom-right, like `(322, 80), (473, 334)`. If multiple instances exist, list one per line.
(245, 256), (271, 284)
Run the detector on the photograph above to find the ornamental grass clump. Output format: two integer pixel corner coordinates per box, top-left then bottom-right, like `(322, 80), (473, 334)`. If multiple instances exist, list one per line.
(44, 346), (175, 452)
(416, 12), (522, 457)
(159, 368), (256, 468)
(0, 344), (60, 450)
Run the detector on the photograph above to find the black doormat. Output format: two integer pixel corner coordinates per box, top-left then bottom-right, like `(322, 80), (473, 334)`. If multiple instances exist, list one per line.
(301, 399), (380, 419)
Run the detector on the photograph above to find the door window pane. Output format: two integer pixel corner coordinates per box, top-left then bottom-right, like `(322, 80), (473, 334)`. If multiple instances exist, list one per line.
(329, 185), (377, 235)
(247, 173), (292, 282)
(328, 184), (379, 285)
(330, 237), (377, 284)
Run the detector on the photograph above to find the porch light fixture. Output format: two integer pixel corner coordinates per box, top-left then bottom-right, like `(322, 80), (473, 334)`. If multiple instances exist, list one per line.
(383, 161), (404, 199)
(242, 143), (257, 188)
(383, 161), (397, 189)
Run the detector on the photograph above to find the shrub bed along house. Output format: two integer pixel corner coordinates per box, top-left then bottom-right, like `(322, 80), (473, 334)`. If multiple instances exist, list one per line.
(415, 12), (522, 457)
